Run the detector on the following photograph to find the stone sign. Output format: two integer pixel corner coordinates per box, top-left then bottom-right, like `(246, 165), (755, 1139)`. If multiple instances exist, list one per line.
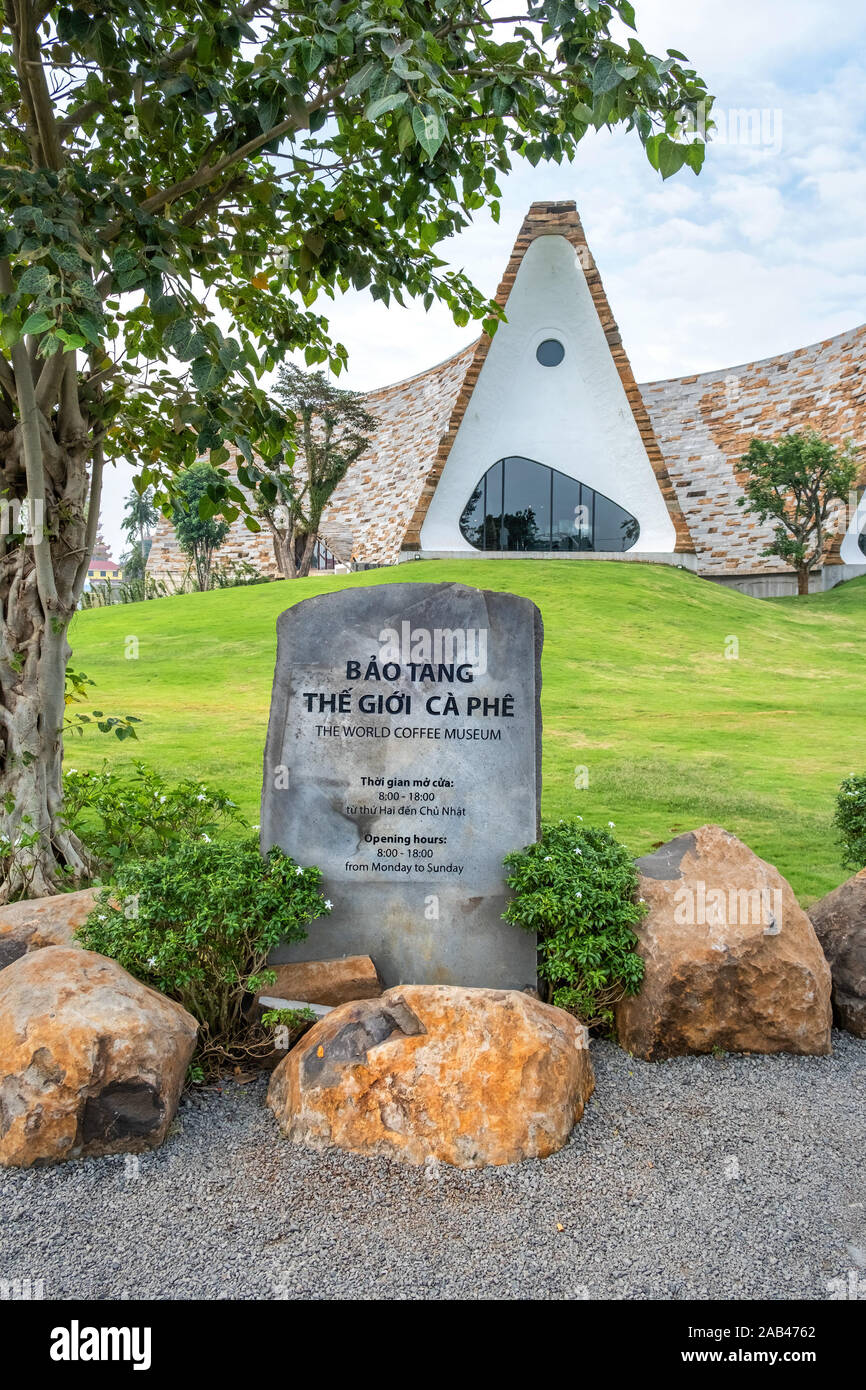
(261, 582), (541, 988)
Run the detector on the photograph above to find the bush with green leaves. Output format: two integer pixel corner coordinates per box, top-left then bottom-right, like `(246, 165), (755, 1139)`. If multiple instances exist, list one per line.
(834, 774), (866, 871)
(78, 838), (330, 1075)
(504, 820), (646, 1030)
(62, 760), (244, 870)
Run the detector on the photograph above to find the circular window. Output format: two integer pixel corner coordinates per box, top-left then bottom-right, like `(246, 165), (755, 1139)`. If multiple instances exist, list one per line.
(536, 338), (565, 367)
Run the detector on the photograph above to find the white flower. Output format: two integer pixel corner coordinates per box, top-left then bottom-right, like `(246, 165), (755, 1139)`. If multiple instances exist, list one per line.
(608, 821), (615, 828)
(196, 793), (207, 802)
(159, 795), (167, 804)
(252, 824), (261, 831)
(543, 855), (552, 861)
(200, 833), (211, 843)
(147, 956), (158, 968)
(574, 848), (582, 856)
(576, 815), (583, 821)
(324, 899), (333, 910)
(65, 768), (77, 775)
(295, 865), (304, 875)
(575, 890), (582, 899)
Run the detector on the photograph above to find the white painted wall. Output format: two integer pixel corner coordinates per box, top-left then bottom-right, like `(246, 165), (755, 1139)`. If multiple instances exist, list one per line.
(420, 234), (678, 554)
(840, 492), (866, 564)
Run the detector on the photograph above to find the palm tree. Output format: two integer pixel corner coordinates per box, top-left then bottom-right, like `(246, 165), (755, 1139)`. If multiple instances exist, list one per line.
(121, 487), (160, 577)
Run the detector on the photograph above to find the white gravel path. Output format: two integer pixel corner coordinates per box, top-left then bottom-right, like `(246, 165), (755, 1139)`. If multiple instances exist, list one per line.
(2, 1033), (864, 1301)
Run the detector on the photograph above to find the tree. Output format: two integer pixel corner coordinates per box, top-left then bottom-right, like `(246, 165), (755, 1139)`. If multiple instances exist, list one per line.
(0, 2), (710, 900)
(171, 464), (231, 591)
(118, 543), (145, 582)
(737, 431), (858, 596)
(121, 485), (159, 564)
(255, 365), (377, 577)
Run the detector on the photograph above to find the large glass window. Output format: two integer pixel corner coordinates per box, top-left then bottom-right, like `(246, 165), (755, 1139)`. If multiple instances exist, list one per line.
(459, 456), (639, 553)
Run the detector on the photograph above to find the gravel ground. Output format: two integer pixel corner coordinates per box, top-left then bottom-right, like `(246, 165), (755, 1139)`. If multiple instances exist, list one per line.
(2, 1033), (865, 1301)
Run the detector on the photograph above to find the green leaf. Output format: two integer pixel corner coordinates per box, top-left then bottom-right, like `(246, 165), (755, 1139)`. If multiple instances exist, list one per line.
(344, 61), (379, 99)
(656, 136), (688, 179)
(298, 40), (323, 74)
(196, 29), (213, 64)
(365, 92), (409, 120)
(592, 54), (621, 95)
(112, 249), (145, 292)
(397, 113), (414, 151)
(412, 106), (446, 159)
(191, 357), (228, 393)
(72, 313), (101, 345)
(18, 264), (55, 295)
(21, 311), (53, 335)
(163, 318), (207, 361)
(491, 84), (514, 117)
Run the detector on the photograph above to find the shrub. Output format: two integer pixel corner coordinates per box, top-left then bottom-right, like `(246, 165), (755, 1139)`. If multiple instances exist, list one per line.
(78, 838), (330, 1075)
(503, 820), (646, 1030)
(834, 774), (866, 871)
(62, 761), (244, 870)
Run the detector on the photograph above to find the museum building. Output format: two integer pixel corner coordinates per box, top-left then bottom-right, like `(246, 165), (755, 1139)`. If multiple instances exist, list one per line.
(146, 201), (866, 598)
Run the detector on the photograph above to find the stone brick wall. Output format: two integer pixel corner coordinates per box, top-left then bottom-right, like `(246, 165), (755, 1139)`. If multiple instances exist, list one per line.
(641, 323), (866, 574)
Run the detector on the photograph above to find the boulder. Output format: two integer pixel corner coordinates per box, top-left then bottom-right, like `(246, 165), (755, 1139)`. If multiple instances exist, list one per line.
(261, 955), (382, 1007)
(0, 947), (197, 1167)
(809, 868), (866, 1036)
(268, 984), (594, 1169)
(0, 888), (96, 970)
(615, 825), (832, 1060)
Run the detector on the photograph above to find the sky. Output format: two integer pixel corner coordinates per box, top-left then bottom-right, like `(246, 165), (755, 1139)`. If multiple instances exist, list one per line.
(100, 0), (866, 559)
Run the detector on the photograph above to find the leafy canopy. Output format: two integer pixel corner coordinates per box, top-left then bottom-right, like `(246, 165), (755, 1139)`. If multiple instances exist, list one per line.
(0, 1), (712, 522)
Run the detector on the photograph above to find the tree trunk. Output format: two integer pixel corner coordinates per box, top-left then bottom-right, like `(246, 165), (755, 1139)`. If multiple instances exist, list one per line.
(0, 347), (100, 901)
(297, 531), (317, 577)
(797, 566), (810, 596)
(270, 525), (297, 579)
(0, 591), (90, 900)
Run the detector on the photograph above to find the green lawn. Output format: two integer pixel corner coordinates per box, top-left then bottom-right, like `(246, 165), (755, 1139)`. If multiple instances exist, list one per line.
(67, 560), (866, 905)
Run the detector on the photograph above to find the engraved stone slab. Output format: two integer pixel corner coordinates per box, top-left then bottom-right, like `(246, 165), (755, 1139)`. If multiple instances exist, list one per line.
(261, 582), (541, 988)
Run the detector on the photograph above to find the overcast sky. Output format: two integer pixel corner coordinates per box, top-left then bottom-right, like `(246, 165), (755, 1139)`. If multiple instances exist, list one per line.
(100, 0), (866, 558)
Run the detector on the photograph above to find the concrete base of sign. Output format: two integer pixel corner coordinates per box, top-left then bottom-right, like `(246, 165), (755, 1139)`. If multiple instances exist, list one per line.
(261, 582), (540, 990)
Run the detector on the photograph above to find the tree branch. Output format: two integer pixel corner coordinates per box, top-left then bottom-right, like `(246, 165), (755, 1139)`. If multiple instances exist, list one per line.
(72, 436), (103, 603)
(0, 355), (15, 402)
(0, 257), (59, 614)
(100, 80), (347, 241)
(33, 348), (67, 413)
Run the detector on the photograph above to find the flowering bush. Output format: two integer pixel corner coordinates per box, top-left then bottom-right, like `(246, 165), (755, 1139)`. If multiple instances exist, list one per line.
(62, 760), (244, 870)
(834, 773), (866, 871)
(78, 839), (330, 1075)
(504, 820), (646, 1031)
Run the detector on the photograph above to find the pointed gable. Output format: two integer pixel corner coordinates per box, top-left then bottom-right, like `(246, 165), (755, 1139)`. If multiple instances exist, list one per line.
(402, 200), (695, 555)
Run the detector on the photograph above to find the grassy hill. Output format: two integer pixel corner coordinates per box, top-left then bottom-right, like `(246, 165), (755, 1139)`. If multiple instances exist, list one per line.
(67, 560), (866, 904)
